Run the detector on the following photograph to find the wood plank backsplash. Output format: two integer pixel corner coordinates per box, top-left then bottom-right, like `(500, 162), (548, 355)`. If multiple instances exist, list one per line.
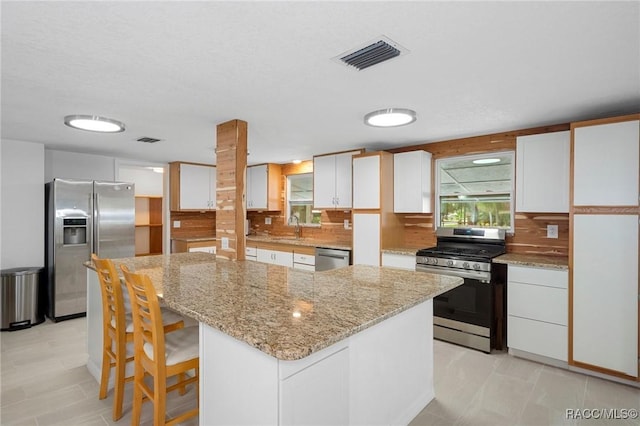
(170, 211), (216, 239)
(399, 213), (569, 256)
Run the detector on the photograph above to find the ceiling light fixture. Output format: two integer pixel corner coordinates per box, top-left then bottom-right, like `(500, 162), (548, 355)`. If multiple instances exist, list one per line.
(64, 115), (125, 133)
(472, 158), (501, 165)
(292, 160), (302, 164)
(364, 108), (416, 127)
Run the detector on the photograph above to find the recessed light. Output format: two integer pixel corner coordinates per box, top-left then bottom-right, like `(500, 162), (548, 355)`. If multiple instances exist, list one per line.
(473, 158), (501, 165)
(64, 115), (125, 133)
(292, 160), (302, 164)
(148, 167), (164, 174)
(364, 108), (416, 127)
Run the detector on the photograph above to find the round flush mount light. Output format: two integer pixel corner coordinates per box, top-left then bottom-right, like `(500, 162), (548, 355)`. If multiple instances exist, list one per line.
(364, 108), (417, 127)
(472, 158), (501, 165)
(64, 115), (125, 133)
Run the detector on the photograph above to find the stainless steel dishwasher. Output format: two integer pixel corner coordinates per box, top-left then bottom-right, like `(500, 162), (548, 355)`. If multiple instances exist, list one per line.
(315, 248), (351, 271)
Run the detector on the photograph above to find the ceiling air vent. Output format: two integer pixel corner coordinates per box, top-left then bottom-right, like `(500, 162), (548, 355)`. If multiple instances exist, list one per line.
(136, 137), (162, 143)
(334, 36), (408, 71)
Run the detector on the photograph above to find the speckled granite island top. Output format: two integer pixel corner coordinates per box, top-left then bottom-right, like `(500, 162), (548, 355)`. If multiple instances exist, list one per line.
(494, 253), (569, 270)
(98, 252), (462, 360)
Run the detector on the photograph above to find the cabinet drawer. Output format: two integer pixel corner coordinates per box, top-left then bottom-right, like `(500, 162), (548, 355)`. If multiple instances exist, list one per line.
(293, 263), (315, 272)
(245, 247), (257, 257)
(293, 253), (315, 266)
(508, 281), (567, 325)
(508, 265), (567, 289)
(508, 315), (567, 361)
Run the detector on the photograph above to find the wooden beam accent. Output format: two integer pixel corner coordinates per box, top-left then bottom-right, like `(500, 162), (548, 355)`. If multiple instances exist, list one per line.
(215, 119), (247, 261)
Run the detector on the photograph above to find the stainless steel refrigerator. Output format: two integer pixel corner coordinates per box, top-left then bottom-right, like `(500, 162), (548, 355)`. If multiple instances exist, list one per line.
(45, 178), (135, 321)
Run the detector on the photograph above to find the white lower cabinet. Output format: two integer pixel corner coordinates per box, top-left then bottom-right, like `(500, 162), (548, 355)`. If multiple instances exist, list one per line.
(507, 265), (568, 362)
(293, 252), (315, 271)
(188, 246), (216, 254)
(381, 253), (415, 270)
(353, 213), (380, 266)
(257, 248), (294, 267)
(245, 246), (257, 261)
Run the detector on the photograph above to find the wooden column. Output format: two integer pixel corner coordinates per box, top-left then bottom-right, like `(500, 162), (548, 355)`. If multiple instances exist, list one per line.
(215, 120), (247, 260)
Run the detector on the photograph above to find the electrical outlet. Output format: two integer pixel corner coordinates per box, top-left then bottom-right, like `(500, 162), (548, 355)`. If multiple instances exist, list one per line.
(265, 217), (272, 225)
(547, 224), (558, 239)
(173, 221), (181, 228)
(221, 237), (229, 250)
(344, 219), (350, 229)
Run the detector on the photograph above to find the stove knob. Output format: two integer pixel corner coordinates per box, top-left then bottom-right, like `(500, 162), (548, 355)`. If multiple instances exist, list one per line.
(463, 262), (470, 269)
(430, 258), (438, 265)
(473, 263), (481, 270)
(447, 260), (454, 267)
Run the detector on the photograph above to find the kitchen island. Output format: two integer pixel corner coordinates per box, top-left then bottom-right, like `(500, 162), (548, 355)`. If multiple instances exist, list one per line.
(85, 252), (462, 425)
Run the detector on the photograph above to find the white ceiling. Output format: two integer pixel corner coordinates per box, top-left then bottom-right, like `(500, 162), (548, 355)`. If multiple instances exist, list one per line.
(2, 1), (638, 167)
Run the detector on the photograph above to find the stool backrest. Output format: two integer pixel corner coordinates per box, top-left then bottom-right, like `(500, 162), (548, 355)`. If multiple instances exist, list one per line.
(91, 254), (126, 340)
(121, 265), (166, 373)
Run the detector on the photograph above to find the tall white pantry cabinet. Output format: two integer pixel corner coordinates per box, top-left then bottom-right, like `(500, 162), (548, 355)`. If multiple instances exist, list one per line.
(570, 114), (639, 380)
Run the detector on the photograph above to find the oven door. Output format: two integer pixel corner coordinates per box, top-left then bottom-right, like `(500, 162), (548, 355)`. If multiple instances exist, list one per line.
(432, 277), (493, 329)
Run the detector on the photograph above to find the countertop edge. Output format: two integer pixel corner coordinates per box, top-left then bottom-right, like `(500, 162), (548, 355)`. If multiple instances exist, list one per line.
(493, 254), (569, 270)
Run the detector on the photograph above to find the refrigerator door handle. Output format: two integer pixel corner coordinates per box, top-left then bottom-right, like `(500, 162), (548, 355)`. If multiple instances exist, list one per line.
(93, 193), (99, 256)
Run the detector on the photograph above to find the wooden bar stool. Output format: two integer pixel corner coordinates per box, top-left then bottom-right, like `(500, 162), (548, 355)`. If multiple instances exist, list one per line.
(121, 265), (199, 426)
(91, 254), (186, 421)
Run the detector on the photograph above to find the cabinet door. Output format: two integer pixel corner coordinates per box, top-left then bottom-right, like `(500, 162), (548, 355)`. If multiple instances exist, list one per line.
(256, 248), (273, 264)
(394, 151), (432, 213)
(573, 214), (638, 377)
(353, 155), (380, 209)
(516, 131), (569, 212)
(272, 250), (293, 267)
(381, 253), (415, 270)
(248, 165), (268, 210)
(573, 120), (639, 206)
(353, 213), (380, 266)
(313, 155), (337, 208)
(334, 152), (354, 208)
(209, 167), (217, 210)
(180, 164), (212, 210)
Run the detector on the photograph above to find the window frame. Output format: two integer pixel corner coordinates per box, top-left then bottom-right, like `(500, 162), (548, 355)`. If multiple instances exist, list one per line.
(434, 151), (515, 233)
(285, 173), (321, 227)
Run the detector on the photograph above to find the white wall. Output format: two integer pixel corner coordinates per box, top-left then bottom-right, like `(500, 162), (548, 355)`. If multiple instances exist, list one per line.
(45, 150), (115, 182)
(1, 140), (45, 268)
(117, 165), (164, 196)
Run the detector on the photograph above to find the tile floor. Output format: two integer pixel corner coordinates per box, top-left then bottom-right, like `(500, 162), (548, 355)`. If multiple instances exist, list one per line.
(1, 317), (639, 425)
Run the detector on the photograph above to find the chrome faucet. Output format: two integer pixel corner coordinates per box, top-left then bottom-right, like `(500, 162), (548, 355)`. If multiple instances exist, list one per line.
(289, 214), (301, 240)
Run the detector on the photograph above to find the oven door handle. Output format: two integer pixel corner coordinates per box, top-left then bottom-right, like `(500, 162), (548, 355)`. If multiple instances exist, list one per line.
(416, 264), (491, 283)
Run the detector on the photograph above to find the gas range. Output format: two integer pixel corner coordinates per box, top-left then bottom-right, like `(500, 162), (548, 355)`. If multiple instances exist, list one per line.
(415, 227), (506, 282)
(415, 227), (507, 353)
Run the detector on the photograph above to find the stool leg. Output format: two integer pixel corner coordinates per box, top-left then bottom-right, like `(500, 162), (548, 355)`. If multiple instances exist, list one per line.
(112, 343), (126, 420)
(131, 370), (143, 426)
(178, 372), (186, 395)
(99, 337), (111, 400)
(154, 374), (167, 426)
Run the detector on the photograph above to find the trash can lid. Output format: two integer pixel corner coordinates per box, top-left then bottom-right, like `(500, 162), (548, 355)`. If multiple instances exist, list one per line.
(1, 267), (44, 276)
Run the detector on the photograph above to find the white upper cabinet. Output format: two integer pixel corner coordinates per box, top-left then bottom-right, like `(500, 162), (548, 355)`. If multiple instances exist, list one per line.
(171, 162), (216, 211)
(353, 155), (380, 209)
(516, 131), (570, 213)
(573, 120), (639, 206)
(246, 164), (281, 211)
(393, 151), (432, 213)
(313, 150), (361, 209)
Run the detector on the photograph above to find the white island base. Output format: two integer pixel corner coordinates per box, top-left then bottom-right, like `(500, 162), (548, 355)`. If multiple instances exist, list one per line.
(200, 300), (434, 426)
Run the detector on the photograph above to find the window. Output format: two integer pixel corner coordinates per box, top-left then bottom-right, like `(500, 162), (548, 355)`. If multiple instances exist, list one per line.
(436, 152), (514, 230)
(286, 173), (321, 226)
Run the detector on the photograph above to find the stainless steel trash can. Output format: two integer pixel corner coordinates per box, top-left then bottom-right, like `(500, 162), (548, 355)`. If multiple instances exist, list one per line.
(1, 267), (45, 331)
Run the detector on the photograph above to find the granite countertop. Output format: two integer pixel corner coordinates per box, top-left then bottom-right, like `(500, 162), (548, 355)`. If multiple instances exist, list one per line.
(171, 236), (217, 242)
(493, 253), (569, 270)
(87, 252), (461, 361)
(246, 235), (352, 251)
(381, 247), (419, 256)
